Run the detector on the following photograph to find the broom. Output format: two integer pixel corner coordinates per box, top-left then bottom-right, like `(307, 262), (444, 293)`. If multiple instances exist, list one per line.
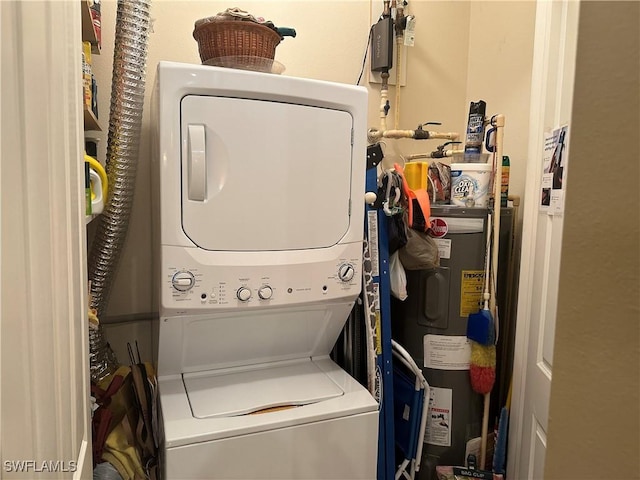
(467, 212), (494, 346)
(470, 114), (504, 471)
(468, 211), (496, 470)
(492, 380), (512, 475)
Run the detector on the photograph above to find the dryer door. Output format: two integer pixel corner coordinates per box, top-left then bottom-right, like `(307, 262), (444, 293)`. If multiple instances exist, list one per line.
(180, 95), (354, 251)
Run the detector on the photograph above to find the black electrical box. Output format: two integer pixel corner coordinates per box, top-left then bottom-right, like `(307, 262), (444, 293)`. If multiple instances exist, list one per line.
(370, 17), (394, 72)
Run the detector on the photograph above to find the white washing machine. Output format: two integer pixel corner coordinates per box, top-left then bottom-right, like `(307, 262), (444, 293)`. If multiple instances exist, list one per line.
(151, 61), (378, 479)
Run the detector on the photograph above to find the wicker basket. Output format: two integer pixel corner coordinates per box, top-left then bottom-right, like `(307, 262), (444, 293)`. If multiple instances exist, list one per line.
(193, 20), (281, 65)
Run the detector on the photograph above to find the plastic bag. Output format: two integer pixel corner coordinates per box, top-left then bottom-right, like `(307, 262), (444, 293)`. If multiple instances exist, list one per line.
(389, 251), (408, 301)
(428, 162), (451, 204)
(398, 226), (440, 270)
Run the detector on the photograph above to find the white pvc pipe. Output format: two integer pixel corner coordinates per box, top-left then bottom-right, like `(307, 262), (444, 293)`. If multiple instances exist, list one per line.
(380, 86), (389, 132)
(367, 128), (459, 143)
(394, 26), (403, 129)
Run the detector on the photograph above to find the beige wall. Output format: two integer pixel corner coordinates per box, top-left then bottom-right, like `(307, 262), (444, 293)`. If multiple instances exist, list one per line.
(545, 2), (640, 477)
(465, 1), (535, 208)
(90, 1), (536, 321)
(373, 1), (471, 167)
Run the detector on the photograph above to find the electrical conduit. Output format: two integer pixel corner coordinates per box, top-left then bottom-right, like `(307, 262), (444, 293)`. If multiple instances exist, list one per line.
(394, 0), (404, 130)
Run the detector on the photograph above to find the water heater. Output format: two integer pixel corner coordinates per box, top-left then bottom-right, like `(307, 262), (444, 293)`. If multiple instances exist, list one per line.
(392, 206), (513, 479)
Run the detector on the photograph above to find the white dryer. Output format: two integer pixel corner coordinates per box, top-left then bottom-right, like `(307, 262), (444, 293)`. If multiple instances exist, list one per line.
(151, 61), (378, 479)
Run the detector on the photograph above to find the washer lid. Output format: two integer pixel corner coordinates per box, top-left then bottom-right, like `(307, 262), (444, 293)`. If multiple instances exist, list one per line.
(183, 359), (344, 419)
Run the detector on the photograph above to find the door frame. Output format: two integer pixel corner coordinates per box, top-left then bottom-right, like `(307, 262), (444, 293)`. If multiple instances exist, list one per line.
(1, 2), (92, 478)
(507, 1), (580, 477)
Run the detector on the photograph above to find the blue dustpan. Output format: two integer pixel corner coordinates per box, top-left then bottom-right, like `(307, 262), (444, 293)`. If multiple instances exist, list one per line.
(467, 294), (494, 345)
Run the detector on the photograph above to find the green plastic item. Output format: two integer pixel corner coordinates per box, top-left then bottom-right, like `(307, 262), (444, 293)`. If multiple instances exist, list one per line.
(501, 155), (510, 207)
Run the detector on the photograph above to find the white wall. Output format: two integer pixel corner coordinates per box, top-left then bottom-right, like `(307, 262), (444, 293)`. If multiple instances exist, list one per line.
(90, 1), (536, 354)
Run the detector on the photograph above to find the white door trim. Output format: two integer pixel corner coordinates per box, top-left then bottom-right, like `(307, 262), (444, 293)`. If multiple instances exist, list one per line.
(507, 1), (580, 478)
(507, 1), (550, 474)
(1, 1), (92, 478)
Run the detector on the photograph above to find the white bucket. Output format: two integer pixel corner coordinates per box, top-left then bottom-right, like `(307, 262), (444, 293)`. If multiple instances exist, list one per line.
(450, 162), (492, 207)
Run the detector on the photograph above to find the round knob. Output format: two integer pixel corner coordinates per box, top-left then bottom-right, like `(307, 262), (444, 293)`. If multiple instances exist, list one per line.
(338, 263), (355, 282)
(258, 285), (273, 300)
(236, 287), (252, 302)
(172, 271), (195, 292)
(364, 192), (377, 205)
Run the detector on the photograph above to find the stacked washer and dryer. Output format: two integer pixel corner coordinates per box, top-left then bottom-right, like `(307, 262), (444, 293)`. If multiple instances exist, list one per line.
(151, 62), (378, 479)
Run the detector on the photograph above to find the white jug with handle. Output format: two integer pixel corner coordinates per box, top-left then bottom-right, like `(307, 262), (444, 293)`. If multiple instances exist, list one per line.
(89, 168), (104, 214)
(84, 153), (108, 215)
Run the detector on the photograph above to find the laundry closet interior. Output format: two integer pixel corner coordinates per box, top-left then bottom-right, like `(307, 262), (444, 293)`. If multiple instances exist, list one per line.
(89, 2), (532, 479)
(3, 1), (638, 480)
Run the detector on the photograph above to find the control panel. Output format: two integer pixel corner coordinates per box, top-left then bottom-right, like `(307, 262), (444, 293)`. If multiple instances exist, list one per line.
(161, 244), (362, 313)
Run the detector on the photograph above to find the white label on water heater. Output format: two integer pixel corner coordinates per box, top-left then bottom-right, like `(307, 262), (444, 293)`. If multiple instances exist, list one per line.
(424, 335), (471, 370)
(433, 238), (451, 259)
(425, 386), (452, 447)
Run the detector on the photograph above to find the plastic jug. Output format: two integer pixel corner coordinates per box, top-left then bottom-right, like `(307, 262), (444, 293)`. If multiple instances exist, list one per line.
(84, 153), (108, 214)
(403, 161), (429, 190)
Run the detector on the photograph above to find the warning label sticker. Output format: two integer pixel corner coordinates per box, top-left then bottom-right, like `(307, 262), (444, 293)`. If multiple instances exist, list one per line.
(425, 387), (452, 447)
(460, 270), (485, 318)
(424, 335), (471, 370)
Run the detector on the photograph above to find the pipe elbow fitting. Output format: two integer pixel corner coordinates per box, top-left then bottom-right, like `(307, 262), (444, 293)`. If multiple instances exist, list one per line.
(368, 128), (382, 143)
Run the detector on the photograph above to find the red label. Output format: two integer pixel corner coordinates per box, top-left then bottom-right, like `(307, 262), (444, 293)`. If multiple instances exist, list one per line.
(429, 218), (448, 238)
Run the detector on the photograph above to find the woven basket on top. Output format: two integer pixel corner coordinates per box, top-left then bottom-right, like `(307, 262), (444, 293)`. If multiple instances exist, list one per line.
(193, 20), (281, 65)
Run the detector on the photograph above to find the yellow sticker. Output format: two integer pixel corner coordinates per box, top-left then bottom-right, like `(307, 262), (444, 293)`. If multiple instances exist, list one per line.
(460, 270), (485, 317)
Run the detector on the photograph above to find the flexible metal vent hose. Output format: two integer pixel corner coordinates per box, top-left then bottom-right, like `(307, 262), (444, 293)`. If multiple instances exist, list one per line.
(88, 0), (152, 383)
